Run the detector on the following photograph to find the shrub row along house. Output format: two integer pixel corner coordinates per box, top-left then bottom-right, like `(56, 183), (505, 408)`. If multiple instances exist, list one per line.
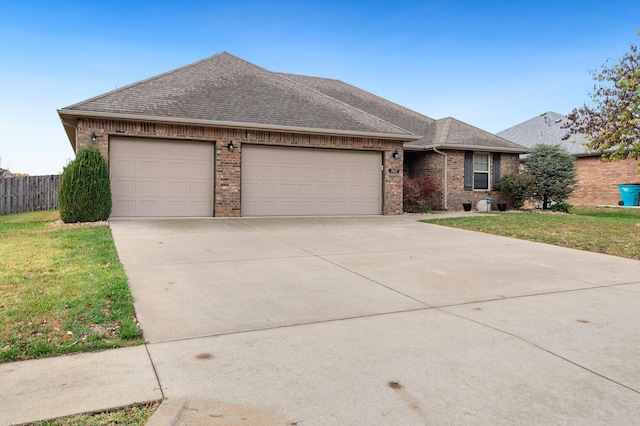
(58, 52), (526, 217)
(498, 111), (640, 206)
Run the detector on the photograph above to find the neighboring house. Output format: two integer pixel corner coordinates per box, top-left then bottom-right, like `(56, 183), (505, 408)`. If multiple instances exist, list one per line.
(498, 111), (640, 206)
(58, 52), (526, 217)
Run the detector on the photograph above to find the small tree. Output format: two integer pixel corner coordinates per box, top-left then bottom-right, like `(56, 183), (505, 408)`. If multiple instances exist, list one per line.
(403, 176), (439, 212)
(59, 146), (112, 223)
(525, 144), (577, 209)
(496, 173), (535, 209)
(563, 39), (640, 164)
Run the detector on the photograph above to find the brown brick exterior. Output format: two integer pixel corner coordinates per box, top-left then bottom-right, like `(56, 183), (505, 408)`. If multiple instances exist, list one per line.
(75, 118), (404, 217)
(568, 156), (640, 206)
(405, 149), (520, 211)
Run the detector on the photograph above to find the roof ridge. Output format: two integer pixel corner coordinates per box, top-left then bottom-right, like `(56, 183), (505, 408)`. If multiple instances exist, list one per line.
(276, 73), (414, 136)
(442, 116), (515, 144)
(63, 52), (231, 110)
(498, 111), (566, 134)
(277, 73), (436, 123)
(435, 117), (453, 144)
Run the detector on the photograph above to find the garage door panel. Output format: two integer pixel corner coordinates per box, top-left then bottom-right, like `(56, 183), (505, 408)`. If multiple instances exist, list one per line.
(110, 138), (213, 217)
(138, 181), (158, 194)
(241, 146), (381, 216)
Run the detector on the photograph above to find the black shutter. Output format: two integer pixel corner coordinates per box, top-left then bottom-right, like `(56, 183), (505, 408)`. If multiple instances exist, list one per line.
(492, 153), (501, 190)
(464, 151), (473, 191)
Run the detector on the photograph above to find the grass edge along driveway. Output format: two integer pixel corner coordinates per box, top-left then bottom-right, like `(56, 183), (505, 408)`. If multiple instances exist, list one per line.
(0, 211), (143, 363)
(423, 206), (640, 260)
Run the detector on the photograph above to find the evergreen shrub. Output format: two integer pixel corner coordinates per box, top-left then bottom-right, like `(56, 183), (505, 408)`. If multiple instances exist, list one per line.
(59, 146), (112, 223)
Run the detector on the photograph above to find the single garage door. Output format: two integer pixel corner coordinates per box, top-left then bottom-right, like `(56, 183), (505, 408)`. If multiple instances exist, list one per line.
(241, 145), (382, 216)
(110, 138), (214, 217)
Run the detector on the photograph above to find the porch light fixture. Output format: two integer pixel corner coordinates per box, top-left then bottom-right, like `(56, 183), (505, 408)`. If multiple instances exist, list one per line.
(91, 132), (97, 143)
(227, 141), (234, 152)
(392, 150), (399, 159)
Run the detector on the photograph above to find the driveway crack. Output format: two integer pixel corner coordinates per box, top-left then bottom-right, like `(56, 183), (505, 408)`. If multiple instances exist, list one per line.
(439, 308), (640, 396)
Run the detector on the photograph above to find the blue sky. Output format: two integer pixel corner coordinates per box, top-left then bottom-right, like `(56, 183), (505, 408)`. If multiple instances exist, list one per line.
(1, 1), (639, 175)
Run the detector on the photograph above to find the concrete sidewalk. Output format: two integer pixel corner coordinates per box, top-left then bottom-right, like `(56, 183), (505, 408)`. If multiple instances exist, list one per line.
(0, 346), (161, 425)
(2, 215), (640, 425)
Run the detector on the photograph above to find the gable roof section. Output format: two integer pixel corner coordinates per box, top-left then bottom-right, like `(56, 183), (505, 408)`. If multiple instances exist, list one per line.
(407, 117), (527, 153)
(58, 52), (416, 143)
(498, 111), (590, 156)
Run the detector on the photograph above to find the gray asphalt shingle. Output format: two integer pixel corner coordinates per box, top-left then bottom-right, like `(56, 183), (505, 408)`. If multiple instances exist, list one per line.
(498, 111), (589, 155)
(279, 73), (436, 145)
(60, 52), (526, 153)
(426, 117), (527, 151)
(63, 52), (412, 137)
(281, 73), (525, 153)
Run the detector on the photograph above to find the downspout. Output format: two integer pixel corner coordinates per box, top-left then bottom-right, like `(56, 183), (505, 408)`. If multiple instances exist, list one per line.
(433, 147), (448, 210)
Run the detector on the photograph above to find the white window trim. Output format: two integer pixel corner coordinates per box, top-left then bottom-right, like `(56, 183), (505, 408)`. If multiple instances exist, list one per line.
(473, 152), (490, 191)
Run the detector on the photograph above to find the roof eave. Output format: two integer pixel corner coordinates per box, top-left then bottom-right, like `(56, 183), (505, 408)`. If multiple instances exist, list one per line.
(57, 109), (421, 144)
(403, 143), (528, 154)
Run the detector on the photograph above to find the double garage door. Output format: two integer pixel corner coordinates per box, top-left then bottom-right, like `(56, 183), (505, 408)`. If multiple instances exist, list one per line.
(110, 138), (382, 217)
(241, 145), (381, 216)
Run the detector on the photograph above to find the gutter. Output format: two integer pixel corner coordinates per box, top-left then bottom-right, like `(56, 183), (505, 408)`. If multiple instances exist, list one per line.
(57, 109), (421, 142)
(432, 146), (448, 210)
(403, 143), (527, 154)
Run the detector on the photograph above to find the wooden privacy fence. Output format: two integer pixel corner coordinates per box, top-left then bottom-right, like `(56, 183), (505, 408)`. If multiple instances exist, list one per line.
(0, 175), (61, 215)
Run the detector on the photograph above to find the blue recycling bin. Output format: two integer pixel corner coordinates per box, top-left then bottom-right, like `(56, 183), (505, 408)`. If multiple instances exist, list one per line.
(617, 184), (640, 206)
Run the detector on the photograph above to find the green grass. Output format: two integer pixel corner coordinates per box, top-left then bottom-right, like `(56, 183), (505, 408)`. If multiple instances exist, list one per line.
(0, 211), (143, 363)
(422, 206), (640, 259)
(24, 401), (160, 426)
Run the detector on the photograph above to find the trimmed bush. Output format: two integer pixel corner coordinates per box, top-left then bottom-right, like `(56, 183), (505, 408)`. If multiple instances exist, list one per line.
(496, 173), (535, 209)
(59, 146), (112, 223)
(550, 201), (573, 213)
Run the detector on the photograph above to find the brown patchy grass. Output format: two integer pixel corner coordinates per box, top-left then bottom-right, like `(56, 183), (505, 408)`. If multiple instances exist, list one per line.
(0, 211), (143, 362)
(422, 206), (640, 260)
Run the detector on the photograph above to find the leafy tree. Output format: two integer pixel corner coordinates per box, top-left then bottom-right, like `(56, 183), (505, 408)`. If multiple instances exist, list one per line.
(59, 146), (112, 223)
(525, 144), (577, 210)
(563, 39), (640, 163)
(496, 173), (536, 209)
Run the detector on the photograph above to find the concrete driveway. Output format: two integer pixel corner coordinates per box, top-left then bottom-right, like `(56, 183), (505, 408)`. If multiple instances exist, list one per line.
(109, 216), (640, 425)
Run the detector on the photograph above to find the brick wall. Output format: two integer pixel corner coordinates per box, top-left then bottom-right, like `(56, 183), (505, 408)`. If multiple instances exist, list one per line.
(404, 150), (445, 210)
(569, 156), (640, 205)
(76, 118), (404, 216)
(406, 149), (520, 210)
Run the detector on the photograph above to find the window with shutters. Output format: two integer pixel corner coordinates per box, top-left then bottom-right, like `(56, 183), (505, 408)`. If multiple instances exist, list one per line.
(465, 151), (501, 191)
(473, 153), (489, 190)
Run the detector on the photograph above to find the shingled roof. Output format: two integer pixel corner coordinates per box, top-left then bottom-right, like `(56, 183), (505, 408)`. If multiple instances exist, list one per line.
(498, 111), (589, 156)
(278, 73), (436, 145)
(58, 52), (416, 142)
(58, 52), (527, 154)
(280, 73), (526, 153)
(413, 117), (527, 152)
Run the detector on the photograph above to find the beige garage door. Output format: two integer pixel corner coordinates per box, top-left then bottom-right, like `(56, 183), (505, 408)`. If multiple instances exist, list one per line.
(110, 138), (214, 217)
(241, 145), (382, 216)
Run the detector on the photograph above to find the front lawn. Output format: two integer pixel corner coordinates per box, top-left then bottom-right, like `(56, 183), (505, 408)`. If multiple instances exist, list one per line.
(423, 206), (640, 260)
(0, 211), (143, 362)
